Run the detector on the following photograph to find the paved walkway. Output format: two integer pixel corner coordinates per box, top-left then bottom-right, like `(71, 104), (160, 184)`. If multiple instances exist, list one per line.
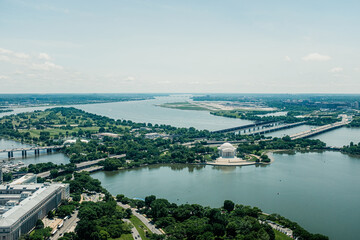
(117, 202), (163, 235)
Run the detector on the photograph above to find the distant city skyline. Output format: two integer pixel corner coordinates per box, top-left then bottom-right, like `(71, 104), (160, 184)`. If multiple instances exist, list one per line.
(1, 0), (360, 93)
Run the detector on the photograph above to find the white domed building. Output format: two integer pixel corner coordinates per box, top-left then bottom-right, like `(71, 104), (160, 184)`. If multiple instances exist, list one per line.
(207, 142), (254, 166)
(218, 143), (236, 158)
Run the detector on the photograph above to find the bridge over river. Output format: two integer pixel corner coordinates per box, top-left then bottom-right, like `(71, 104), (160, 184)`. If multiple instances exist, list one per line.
(290, 119), (351, 140)
(0, 145), (64, 158)
(245, 121), (306, 136)
(212, 121), (281, 134)
(37, 154), (126, 178)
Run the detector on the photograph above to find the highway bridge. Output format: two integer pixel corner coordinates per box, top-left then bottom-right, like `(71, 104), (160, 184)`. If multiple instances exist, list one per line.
(212, 121), (278, 134)
(182, 139), (249, 147)
(37, 154), (126, 178)
(290, 120), (351, 140)
(246, 121), (306, 135)
(0, 145), (64, 158)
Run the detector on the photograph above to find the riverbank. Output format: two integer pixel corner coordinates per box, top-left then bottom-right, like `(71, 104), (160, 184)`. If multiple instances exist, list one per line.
(158, 100), (276, 112)
(0, 93), (160, 109)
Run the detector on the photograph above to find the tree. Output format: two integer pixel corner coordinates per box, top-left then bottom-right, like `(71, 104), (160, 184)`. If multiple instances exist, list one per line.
(99, 230), (110, 240)
(224, 200), (235, 212)
(56, 204), (75, 218)
(39, 131), (50, 140)
(125, 208), (132, 218)
(47, 210), (55, 219)
(145, 195), (156, 207)
(116, 194), (124, 202)
(50, 169), (59, 178)
(35, 219), (44, 229)
(261, 154), (271, 163)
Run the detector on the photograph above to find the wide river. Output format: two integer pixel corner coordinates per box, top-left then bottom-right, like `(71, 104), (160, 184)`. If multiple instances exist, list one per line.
(93, 151), (360, 240)
(1, 95), (359, 239)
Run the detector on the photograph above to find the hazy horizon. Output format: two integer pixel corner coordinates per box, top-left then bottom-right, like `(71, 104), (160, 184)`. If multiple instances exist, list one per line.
(1, 0), (360, 93)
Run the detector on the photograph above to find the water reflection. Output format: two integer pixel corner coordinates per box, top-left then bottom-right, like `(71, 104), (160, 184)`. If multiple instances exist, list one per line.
(92, 151), (360, 240)
(211, 166), (237, 172)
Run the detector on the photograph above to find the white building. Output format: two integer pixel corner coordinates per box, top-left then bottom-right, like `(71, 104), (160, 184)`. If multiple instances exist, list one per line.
(63, 139), (89, 145)
(207, 142), (254, 166)
(144, 132), (168, 139)
(218, 143), (237, 158)
(0, 183), (70, 240)
(10, 174), (37, 185)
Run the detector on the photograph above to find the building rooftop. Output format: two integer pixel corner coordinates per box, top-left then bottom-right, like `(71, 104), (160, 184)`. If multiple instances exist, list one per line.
(0, 184), (40, 191)
(0, 183), (67, 228)
(11, 173), (37, 185)
(218, 142), (236, 150)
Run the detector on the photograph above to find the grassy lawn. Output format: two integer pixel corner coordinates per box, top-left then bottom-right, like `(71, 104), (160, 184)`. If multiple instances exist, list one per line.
(19, 126), (100, 138)
(274, 229), (293, 240)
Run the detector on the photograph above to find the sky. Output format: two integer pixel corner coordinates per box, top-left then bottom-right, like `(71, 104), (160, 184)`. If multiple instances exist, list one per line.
(0, 0), (360, 93)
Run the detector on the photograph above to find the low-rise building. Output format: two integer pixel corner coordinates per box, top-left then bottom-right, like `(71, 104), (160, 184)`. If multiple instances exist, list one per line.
(0, 183), (69, 240)
(10, 174), (37, 185)
(92, 132), (122, 139)
(145, 132), (169, 139)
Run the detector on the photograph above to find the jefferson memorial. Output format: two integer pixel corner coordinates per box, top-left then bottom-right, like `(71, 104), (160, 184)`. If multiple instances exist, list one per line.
(207, 142), (255, 166)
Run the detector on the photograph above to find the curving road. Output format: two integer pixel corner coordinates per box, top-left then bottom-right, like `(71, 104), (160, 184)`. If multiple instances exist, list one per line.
(123, 219), (142, 240)
(117, 202), (163, 235)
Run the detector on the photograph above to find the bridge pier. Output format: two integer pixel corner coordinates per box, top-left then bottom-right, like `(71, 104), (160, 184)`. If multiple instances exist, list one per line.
(8, 151), (14, 158)
(22, 150), (27, 157)
(47, 149), (52, 154)
(34, 149), (40, 155)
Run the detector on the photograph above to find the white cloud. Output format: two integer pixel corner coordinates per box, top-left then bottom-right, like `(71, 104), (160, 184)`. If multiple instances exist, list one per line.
(124, 76), (135, 82)
(157, 80), (171, 84)
(284, 56), (291, 62)
(31, 61), (63, 70)
(0, 47), (30, 59)
(13, 52), (30, 59)
(0, 55), (11, 62)
(330, 67), (343, 73)
(0, 75), (9, 80)
(302, 53), (331, 61)
(38, 53), (51, 60)
(0, 48), (13, 54)
(189, 81), (200, 85)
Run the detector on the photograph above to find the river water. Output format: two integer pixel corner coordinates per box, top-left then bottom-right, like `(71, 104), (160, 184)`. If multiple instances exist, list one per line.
(75, 95), (253, 131)
(1, 95), (360, 239)
(93, 151), (360, 240)
(0, 139), (70, 165)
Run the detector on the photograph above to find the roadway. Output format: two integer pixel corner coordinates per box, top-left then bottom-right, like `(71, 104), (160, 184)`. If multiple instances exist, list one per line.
(290, 118), (351, 140)
(123, 219), (142, 240)
(211, 121), (278, 134)
(37, 154), (126, 178)
(245, 121), (306, 135)
(51, 210), (79, 240)
(117, 202), (163, 235)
